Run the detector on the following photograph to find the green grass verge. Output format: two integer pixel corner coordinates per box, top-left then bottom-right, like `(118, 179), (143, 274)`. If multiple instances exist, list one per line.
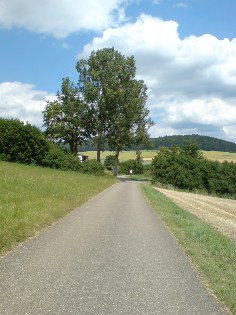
(141, 184), (236, 314)
(0, 161), (117, 257)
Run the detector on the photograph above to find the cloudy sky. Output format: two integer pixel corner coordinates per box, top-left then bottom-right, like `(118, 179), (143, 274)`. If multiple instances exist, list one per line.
(1, 0), (236, 142)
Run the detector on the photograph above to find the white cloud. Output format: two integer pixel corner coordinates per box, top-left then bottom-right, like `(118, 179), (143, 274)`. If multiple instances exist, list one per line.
(0, 82), (54, 127)
(79, 14), (236, 142)
(223, 125), (236, 141)
(174, 2), (189, 9)
(0, 0), (127, 38)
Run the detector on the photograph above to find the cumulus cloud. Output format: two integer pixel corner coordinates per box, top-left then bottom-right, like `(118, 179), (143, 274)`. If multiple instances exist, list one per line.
(174, 2), (189, 9)
(0, 82), (54, 127)
(79, 14), (236, 141)
(0, 0), (127, 38)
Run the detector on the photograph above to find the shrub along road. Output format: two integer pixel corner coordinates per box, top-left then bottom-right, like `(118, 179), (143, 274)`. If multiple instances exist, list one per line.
(0, 180), (226, 314)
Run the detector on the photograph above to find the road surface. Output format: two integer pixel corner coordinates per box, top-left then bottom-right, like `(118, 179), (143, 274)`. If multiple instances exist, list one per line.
(0, 180), (226, 314)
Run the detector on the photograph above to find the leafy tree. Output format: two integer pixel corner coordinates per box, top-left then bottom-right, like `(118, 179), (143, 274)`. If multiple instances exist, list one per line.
(119, 159), (143, 175)
(151, 145), (236, 197)
(104, 154), (116, 170)
(136, 150), (143, 163)
(76, 48), (153, 164)
(180, 141), (203, 159)
(43, 77), (88, 154)
(0, 118), (49, 165)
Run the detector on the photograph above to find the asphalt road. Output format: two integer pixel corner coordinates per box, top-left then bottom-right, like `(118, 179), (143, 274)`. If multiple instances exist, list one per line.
(0, 179), (226, 314)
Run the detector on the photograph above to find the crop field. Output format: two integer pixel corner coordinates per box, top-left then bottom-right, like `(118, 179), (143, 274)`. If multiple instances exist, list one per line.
(142, 185), (236, 314)
(203, 150), (236, 162)
(157, 187), (236, 241)
(82, 150), (236, 163)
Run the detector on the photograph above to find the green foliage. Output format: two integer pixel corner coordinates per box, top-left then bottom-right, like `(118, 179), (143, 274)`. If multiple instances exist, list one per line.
(151, 134), (236, 152)
(76, 48), (153, 161)
(119, 159), (143, 175)
(81, 159), (105, 176)
(151, 143), (236, 197)
(180, 140), (203, 159)
(42, 145), (105, 175)
(42, 144), (82, 171)
(104, 154), (116, 170)
(43, 77), (88, 153)
(200, 159), (236, 196)
(0, 118), (49, 165)
(135, 150), (143, 163)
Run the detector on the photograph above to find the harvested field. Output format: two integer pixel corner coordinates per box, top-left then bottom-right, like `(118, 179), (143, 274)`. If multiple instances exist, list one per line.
(156, 188), (236, 241)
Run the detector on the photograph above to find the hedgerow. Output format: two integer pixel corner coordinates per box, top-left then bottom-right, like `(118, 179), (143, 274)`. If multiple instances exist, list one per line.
(151, 142), (236, 198)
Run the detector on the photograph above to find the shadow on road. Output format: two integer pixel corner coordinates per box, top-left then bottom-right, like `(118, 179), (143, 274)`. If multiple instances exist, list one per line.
(117, 175), (151, 183)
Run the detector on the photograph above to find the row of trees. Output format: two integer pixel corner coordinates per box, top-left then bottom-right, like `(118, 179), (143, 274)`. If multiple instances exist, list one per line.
(0, 118), (105, 175)
(151, 135), (236, 152)
(151, 142), (236, 197)
(43, 48), (153, 165)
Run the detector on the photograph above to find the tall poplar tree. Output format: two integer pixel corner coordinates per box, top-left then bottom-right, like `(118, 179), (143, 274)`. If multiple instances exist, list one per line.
(76, 47), (153, 162)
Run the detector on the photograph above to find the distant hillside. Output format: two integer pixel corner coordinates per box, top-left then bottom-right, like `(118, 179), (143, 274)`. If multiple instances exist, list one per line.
(151, 135), (236, 152)
(78, 134), (236, 152)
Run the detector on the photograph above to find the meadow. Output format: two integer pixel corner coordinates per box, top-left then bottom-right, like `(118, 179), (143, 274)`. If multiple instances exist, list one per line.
(0, 161), (117, 256)
(82, 150), (236, 163)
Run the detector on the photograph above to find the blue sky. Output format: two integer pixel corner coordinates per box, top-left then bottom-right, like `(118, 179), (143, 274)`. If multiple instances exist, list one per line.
(1, 0), (236, 142)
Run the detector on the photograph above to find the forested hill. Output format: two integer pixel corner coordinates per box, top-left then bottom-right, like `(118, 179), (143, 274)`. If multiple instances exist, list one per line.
(151, 135), (236, 152)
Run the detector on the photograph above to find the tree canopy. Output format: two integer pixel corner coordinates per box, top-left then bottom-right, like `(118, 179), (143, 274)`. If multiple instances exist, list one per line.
(76, 47), (153, 161)
(43, 77), (87, 154)
(0, 118), (49, 165)
(43, 48), (153, 161)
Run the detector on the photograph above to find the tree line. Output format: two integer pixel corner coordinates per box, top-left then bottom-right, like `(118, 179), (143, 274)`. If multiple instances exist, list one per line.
(151, 135), (236, 152)
(78, 134), (236, 152)
(151, 142), (236, 198)
(0, 118), (105, 175)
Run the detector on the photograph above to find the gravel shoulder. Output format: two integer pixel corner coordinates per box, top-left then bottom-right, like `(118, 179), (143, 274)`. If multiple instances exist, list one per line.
(157, 188), (236, 241)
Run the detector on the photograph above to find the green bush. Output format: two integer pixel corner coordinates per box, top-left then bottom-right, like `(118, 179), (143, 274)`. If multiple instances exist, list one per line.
(151, 144), (236, 197)
(104, 154), (116, 170)
(81, 159), (105, 175)
(119, 159), (143, 175)
(0, 118), (49, 165)
(42, 144), (82, 171)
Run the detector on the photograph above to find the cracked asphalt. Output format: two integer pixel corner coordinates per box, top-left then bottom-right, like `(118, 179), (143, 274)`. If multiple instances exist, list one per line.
(0, 180), (226, 314)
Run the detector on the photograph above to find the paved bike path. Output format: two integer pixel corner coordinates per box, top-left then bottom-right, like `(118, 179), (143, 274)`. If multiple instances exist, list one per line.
(0, 180), (226, 314)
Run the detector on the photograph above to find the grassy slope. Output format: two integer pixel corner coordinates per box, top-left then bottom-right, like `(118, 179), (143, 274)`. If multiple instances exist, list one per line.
(82, 150), (236, 163)
(0, 161), (117, 256)
(142, 184), (236, 314)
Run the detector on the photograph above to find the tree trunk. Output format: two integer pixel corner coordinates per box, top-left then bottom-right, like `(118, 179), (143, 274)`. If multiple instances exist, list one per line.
(69, 140), (74, 153)
(96, 136), (101, 162)
(69, 137), (78, 154)
(114, 149), (120, 176)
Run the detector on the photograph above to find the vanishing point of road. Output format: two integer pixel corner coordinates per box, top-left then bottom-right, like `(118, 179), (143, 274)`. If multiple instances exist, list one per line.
(0, 179), (226, 314)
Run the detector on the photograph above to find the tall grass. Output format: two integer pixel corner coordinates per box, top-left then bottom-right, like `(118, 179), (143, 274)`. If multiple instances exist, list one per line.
(0, 161), (117, 256)
(142, 184), (236, 314)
